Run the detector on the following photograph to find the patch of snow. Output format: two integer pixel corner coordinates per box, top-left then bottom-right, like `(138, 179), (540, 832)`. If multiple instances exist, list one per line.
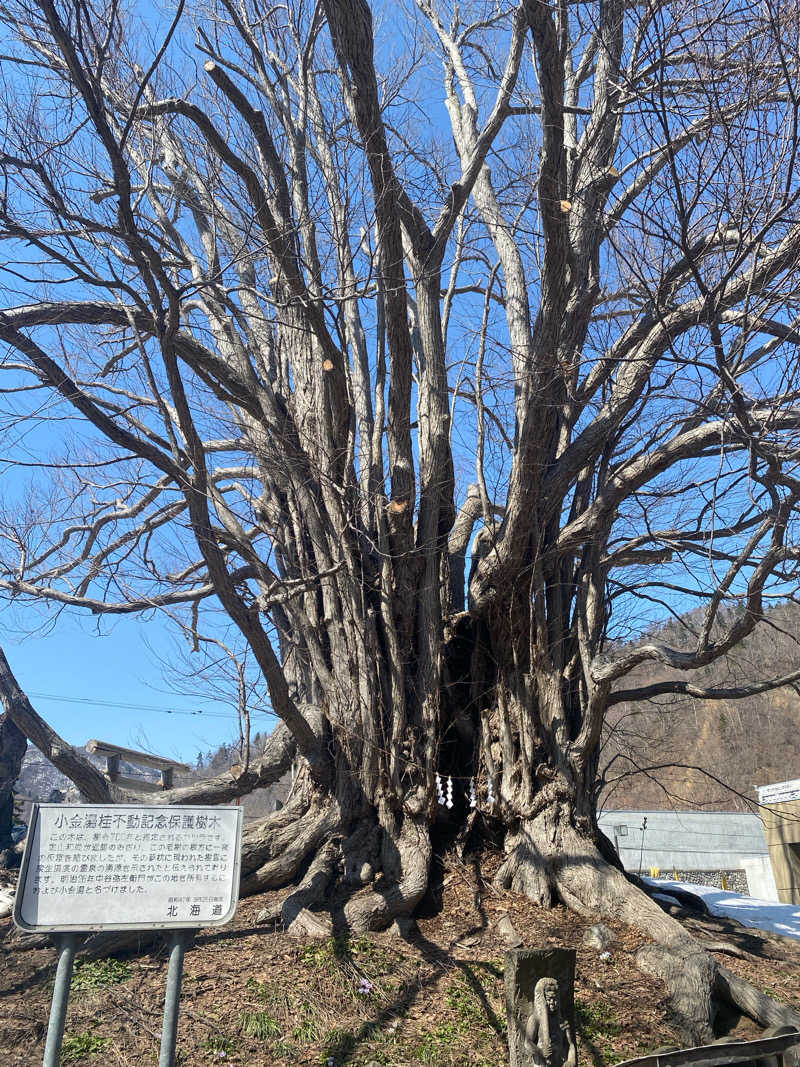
(645, 878), (800, 941)
(0, 886), (14, 920)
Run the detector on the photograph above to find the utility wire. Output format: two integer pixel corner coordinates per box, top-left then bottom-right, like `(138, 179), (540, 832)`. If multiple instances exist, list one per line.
(25, 689), (277, 721)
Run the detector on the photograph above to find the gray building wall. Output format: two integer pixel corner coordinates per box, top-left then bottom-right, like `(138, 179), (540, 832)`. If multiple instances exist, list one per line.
(597, 809), (778, 900)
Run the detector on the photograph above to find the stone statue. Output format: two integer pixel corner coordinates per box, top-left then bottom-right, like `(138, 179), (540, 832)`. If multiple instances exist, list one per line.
(523, 976), (577, 1067)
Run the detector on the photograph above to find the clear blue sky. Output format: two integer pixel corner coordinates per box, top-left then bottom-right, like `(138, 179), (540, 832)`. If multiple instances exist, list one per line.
(0, 1), (287, 768)
(1, 609), (271, 764)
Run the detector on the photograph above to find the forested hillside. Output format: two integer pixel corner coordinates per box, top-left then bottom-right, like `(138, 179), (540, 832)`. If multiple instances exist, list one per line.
(600, 602), (800, 810)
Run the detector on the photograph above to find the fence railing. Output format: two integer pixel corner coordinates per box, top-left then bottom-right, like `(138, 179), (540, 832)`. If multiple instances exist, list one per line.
(85, 739), (190, 792)
(616, 1030), (800, 1067)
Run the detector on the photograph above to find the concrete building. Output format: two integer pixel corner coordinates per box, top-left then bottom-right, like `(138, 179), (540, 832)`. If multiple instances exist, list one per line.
(597, 808), (778, 900)
(757, 778), (800, 905)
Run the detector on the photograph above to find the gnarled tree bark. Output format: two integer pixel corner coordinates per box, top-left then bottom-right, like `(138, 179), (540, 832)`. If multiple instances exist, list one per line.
(2, 0), (800, 1040)
(0, 710), (26, 862)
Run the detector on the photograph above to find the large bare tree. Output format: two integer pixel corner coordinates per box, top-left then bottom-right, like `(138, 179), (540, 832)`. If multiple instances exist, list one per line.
(2, 0), (800, 1038)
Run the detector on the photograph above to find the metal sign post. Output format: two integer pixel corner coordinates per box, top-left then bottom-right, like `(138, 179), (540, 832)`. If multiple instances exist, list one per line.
(159, 929), (193, 1067)
(13, 803), (242, 1066)
(43, 932), (82, 1067)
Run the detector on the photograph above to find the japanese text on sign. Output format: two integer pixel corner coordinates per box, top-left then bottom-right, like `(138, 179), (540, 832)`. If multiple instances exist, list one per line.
(14, 804), (242, 932)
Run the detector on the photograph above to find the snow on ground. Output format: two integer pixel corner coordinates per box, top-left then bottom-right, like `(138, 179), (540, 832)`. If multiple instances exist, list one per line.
(646, 878), (800, 941)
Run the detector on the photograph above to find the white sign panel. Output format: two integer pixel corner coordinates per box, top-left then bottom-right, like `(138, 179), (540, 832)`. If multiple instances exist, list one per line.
(757, 779), (800, 806)
(14, 804), (242, 932)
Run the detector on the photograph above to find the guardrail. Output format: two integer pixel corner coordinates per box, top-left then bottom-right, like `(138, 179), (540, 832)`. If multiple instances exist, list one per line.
(86, 739), (190, 792)
(616, 1029), (800, 1067)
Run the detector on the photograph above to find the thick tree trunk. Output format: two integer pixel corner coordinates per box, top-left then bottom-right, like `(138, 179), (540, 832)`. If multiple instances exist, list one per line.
(495, 782), (800, 1043)
(4, 639), (799, 1048)
(0, 710), (26, 861)
(0, 642), (429, 936)
(238, 761), (432, 933)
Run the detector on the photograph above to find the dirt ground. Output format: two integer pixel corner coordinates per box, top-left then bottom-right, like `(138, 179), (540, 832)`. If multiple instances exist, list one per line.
(2, 853), (800, 1066)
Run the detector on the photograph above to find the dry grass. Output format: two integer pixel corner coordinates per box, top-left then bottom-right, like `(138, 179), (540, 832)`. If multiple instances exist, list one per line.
(2, 854), (799, 1066)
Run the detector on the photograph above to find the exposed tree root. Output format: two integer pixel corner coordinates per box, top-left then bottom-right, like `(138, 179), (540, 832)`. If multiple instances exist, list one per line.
(715, 965), (800, 1031)
(341, 820), (380, 888)
(494, 824), (553, 904)
(641, 880), (711, 915)
(245, 805), (429, 936)
(341, 815), (431, 933)
(635, 941), (720, 1041)
(240, 795), (341, 896)
(498, 813), (800, 1043)
(12, 785), (798, 1055)
(6, 923), (174, 958)
(240, 790), (312, 877)
(281, 838), (340, 931)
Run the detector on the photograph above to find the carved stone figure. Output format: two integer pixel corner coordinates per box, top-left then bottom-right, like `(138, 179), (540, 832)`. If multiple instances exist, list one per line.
(523, 976), (577, 1067)
(505, 947), (577, 1067)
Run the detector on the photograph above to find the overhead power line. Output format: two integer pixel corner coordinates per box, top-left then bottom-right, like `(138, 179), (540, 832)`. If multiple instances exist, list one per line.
(25, 689), (277, 721)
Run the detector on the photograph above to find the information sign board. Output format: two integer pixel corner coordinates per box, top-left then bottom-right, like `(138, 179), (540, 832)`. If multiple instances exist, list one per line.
(13, 804), (242, 932)
(757, 779), (800, 806)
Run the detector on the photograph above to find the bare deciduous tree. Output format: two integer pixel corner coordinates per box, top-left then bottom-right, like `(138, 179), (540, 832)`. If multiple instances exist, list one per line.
(0, 710), (26, 857)
(2, 0), (800, 1037)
